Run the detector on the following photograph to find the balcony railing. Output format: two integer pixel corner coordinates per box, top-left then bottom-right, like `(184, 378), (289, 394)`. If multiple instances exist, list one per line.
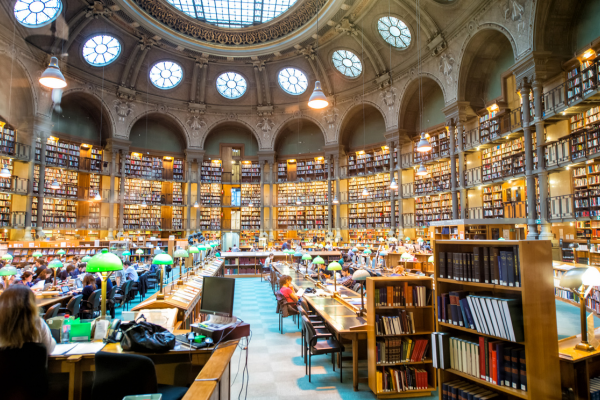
(507, 108), (523, 132)
(121, 192), (185, 206)
(544, 138), (570, 168)
(464, 167), (482, 187)
(402, 213), (415, 228)
(467, 207), (484, 219)
(400, 153), (413, 169)
(463, 128), (480, 151)
(12, 143), (31, 161)
(543, 83), (566, 117)
(10, 211), (26, 228)
(402, 182), (414, 198)
(0, 176), (29, 195)
(548, 195), (575, 220)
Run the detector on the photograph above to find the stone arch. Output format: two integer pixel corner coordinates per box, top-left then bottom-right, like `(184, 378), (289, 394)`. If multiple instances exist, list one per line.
(336, 99), (389, 142)
(272, 116), (327, 156)
(0, 49), (38, 135)
(397, 75), (447, 135)
(338, 102), (388, 151)
(456, 26), (518, 108)
(128, 111), (189, 154)
(201, 118), (262, 151)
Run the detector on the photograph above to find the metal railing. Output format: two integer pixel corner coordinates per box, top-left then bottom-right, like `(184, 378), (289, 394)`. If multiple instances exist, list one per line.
(402, 182), (414, 198)
(10, 211), (26, 228)
(467, 207), (484, 219)
(402, 213), (415, 228)
(12, 143), (31, 161)
(548, 195), (575, 220)
(277, 196), (328, 206)
(400, 153), (413, 169)
(543, 83), (566, 116)
(123, 218), (165, 231)
(544, 138), (570, 167)
(463, 128), (480, 150)
(464, 167), (482, 187)
(507, 108), (522, 132)
(0, 176), (29, 195)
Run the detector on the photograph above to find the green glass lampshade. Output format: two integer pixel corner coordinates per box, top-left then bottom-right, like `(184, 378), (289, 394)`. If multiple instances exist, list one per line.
(32, 251), (43, 258)
(136, 249), (144, 255)
(327, 261), (342, 271)
(188, 246), (200, 254)
(155, 249), (163, 255)
(379, 251), (388, 256)
(86, 249), (123, 273)
(122, 251), (131, 256)
(363, 249), (372, 254)
(302, 254), (312, 260)
(0, 266), (17, 276)
(417, 238), (424, 243)
(294, 251), (303, 257)
(352, 270), (370, 281)
(401, 252), (412, 260)
(173, 249), (189, 258)
(152, 253), (174, 265)
(211, 243), (217, 248)
(81, 255), (92, 263)
(48, 259), (62, 269)
(56, 249), (66, 255)
(498, 237), (506, 241)
(197, 245), (207, 251)
(352, 247), (359, 252)
(313, 256), (325, 265)
(405, 237), (411, 242)
(428, 255), (434, 263)
(318, 244), (324, 248)
(2, 254), (13, 261)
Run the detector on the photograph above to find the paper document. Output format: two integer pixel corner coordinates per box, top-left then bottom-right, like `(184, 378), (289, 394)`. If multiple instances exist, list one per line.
(51, 343), (77, 356)
(296, 288), (305, 297)
(65, 342), (106, 355)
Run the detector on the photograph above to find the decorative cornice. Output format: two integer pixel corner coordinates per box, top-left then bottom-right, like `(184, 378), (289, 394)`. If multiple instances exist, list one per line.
(134, 0), (326, 46)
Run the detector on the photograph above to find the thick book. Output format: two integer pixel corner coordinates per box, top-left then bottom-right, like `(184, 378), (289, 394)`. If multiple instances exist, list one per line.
(482, 247), (490, 284)
(500, 298), (525, 342)
(490, 247), (499, 285)
(512, 245), (521, 287)
(447, 252), (454, 280)
(519, 348), (526, 391)
(499, 250), (508, 286)
(502, 249), (515, 287)
(503, 346), (513, 387)
(439, 251), (446, 278)
(495, 342), (505, 387)
(473, 247), (481, 283)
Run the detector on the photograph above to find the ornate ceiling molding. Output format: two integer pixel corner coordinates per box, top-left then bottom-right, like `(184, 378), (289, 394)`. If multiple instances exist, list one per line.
(133, 0), (326, 45)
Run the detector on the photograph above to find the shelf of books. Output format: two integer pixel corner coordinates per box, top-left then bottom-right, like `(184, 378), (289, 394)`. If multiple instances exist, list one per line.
(277, 181), (328, 206)
(240, 230), (259, 246)
(413, 132), (442, 164)
(413, 161), (453, 196)
(348, 202), (391, 229)
(431, 240), (561, 400)
(348, 228), (389, 246)
(32, 197), (77, 229)
(481, 137), (525, 182)
(366, 275), (436, 398)
(277, 206), (327, 229)
(348, 146), (396, 176)
(123, 179), (163, 204)
(35, 137), (81, 169)
(482, 185), (503, 218)
(122, 205), (162, 230)
(348, 174), (390, 202)
(567, 63), (583, 104)
(479, 108), (501, 144)
(572, 163), (600, 219)
(277, 161), (288, 182)
(200, 183), (221, 206)
(199, 207), (221, 230)
(172, 182), (184, 205)
(241, 184), (260, 206)
(34, 166), (79, 199)
(201, 160), (222, 182)
(414, 194), (452, 225)
(241, 161), (260, 183)
(0, 193), (11, 227)
(0, 122), (17, 157)
(241, 207), (260, 230)
(0, 159), (13, 192)
(172, 206), (183, 230)
(296, 157), (329, 181)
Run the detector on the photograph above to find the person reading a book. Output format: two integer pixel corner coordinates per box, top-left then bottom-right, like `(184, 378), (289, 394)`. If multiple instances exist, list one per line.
(17, 271), (34, 288)
(339, 266), (355, 289)
(279, 275), (299, 303)
(0, 285), (56, 355)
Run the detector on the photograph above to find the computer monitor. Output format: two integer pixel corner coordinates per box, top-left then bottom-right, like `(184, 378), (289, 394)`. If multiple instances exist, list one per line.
(200, 276), (235, 317)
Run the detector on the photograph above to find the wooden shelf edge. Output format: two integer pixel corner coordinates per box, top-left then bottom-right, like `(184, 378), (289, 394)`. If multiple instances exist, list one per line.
(442, 368), (528, 399)
(437, 278), (522, 291)
(437, 321), (524, 344)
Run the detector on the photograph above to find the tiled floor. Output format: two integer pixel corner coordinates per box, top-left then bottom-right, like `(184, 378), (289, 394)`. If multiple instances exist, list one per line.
(229, 278), (438, 400)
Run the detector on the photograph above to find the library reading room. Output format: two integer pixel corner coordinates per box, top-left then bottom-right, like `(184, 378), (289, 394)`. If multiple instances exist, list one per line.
(4, 0), (600, 400)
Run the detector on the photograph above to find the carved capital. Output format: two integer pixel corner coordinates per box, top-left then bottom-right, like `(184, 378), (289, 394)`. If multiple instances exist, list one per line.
(335, 18), (358, 36)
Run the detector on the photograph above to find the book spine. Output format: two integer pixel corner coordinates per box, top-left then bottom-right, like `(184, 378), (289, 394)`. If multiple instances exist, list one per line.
(483, 247), (490, 284)
(519, 348), (527, 391)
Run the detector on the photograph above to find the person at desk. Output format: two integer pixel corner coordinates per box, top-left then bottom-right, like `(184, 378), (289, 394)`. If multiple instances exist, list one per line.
(281, 240), (292, 250)
(339, 266), (355, 289)
(33, 260), (46, 279)
(94, 273), (113, 293)
(232, 244), (240, 252)
(279, 275), (299, 304)
(16, 271), (34, 288)
(32, 269), (52, 286)
(58, 264), (75, 281)
(325, 241), (333, 251)
(0, 285), (56, 355)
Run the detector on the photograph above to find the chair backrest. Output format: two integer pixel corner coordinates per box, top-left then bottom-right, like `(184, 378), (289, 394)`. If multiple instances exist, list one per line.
(353, 283), (362, 292)
(43, 303), (61, 320)
(89, 289), (102, 310)
(107, 286), (117, 301)
(65, 294), (83, 315)
(299, 297), (311, 314)
(302, 315), (317, 346)
(0, 342), (48, 399)
(91, 351), (158, 400)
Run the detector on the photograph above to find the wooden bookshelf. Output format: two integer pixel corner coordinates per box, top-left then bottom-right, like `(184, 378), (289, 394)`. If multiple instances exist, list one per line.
(240, 207), (260, 230)
(241, 184), (260, 206)
(200, 183), (221, 206)
(349, 228), (389, 246)
(201, 160), (222, 183)
(277, 181), (328, 206)
(348, 174), (390, 202)
(296, 157), (329, 181)
(348, 201), (391, 229)
(479, 109), (501, 143)
(413, 161), (453, 196)
(432, 240), (561, 400)
(0, 192), (11, 227)
(32, 197), (78, 229)
(414, 194), (453, 225)
(481, 137), (525, 182)
(567, 64), (583, 104)
(348, 146), (396, 176)
(367, 275), (436, 398)
(199, 207), (220, 230)
(0, 122), (16, 156)
(241, 161), (260, 183)
(277, 205), (327, 230)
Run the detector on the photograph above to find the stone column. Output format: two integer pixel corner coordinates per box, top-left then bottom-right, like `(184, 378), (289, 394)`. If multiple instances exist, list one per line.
(253, 65), (263, 105)
(118, 150), (126, 234)
(107, 149), (117, 239)
(260, 161), (265, 237)
(457, 122), (466, 219)
(36, 138), (48, 238)
(520, 81), (538, 239)
(190, 62), (200, 103)
(269, 161), (275, 240)
(196, 161), (202, 231)
(449, 121), (458, 219)
(198, 61), (208, 104)
(261, 66), (272, 105)
(389, 141), (396, 236)
(186, 160), (192, 235)
(327, 155), (333, 236)
(396, 143), (403, 238)
(533, 80), (553, 241)
(334, 155), (342, 241)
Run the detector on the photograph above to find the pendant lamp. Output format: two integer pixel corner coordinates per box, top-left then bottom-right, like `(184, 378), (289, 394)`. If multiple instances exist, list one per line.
(40, 57), (67, 89)
(308, 82), (328, 109)
(416, 132), (432, 152)
(390, 179), (398, 189)
(50, 180), (61, 190)
(141, 199), (147, 207)
(194, 201), (199, 208)
(94, 193), (101, 201)
(332, 196), (339, 204)
(0, 167), (10, 178)
(416, 164), (428, 176)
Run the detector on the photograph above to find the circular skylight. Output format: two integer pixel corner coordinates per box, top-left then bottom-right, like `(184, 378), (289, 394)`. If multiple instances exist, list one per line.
(216, 72), (247, 99)
(149, 61), (183, 89)
(378, 16), (411, 49)
(332, 50), (363, 78)
(165, 0), (298, 29)
(278, 68), (308, 95)
(14, 0), (62, 28)
(82, 35), (122, 66)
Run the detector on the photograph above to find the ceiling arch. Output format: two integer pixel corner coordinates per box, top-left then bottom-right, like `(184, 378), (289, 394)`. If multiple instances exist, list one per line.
(339, 103), (386, 151)
(202, 120), (261, 154)
(398, 75), (446, 136)
(273, 117), (326, 156)
(128, 111), (188, 153)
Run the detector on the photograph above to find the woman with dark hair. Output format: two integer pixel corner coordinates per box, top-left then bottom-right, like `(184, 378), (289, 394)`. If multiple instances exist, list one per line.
(0, 285), (56, 354)
(32, 269), (51, 286)
(58, 264), (75, 281)
(81, 273), (97, 302)
(18, 271), (34, 288)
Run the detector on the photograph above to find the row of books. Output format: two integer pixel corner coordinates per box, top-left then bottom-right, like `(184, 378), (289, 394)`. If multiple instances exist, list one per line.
(433, 332), (526, 391)
(374, 284), (431, 307)
(375, 312), (416, 335)
(590, 376), (600, 400)
(441, 380), (498, 400)
(375, 366), (428, 393)
(375, 338), (428, 364)
(438, 246), (521, 287)
(437, 292), (524, 342)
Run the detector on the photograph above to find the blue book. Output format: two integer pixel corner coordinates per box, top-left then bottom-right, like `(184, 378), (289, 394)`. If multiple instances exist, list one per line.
(459, 297), (476, 330)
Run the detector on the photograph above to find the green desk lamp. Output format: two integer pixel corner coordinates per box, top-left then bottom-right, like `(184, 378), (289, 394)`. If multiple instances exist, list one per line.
(173, 248), (189, 285)
(313, 256), (324, 279)
(152, 253), (173, 300)
(363, 248), (372, 266)
(188, 246), (200, 273)
(352, 269), (370, 316)
(0, 265), (17, 289)
(135, 248), (144, 262)
(2, 253), (13, 263)
(56, 249), (66, 256)
(327, 261), (342, 292)
(86, 249), (123, 320)
(32, 251), (43, 259)
(122, 251), (131, 261)
(197, 245), (207, 268)
(560, 267), (600, 351)
(81, 255), (92, 263)
(48, 259), (62, 289)
(302, 254), (312, 273)
(294, 251), (303, 271)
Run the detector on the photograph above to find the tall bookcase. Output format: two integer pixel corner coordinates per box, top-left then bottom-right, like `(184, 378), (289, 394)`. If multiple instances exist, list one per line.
(367, 275), (436, 398)
(432, 240), (560, 400)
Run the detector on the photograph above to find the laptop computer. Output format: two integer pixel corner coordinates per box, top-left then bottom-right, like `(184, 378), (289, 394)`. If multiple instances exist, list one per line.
(75, 279), (83, 289)
(60, 285), (70, 295)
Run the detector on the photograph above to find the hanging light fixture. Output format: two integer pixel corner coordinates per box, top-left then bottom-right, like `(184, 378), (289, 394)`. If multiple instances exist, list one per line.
(141, 199), (147, 207)
(94, 192), (101, 201)
(308, 3), (328, 109)
(416, 132), (432, 152)
(296, 198), (302, 205)
(193, 201), (199, 208)
(416, 164), (428, 176)
(50, 179), (61, 190)
(333, 196), (339, 204)
(0, 167), (11, 178)
(390, 179), (398, 189)
(362, 187), (369, 197)
(40, 57), (67, 89)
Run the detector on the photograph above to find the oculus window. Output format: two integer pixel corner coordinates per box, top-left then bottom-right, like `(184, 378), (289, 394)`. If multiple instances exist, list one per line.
(377, 16), (411, 49)
(165, 0), (298, 29)
(278, 68), (308, 95)
(14, 0), (62, 28)
(149, 61), (184, 89)
(82, 35), (122, 66)
(332, 50), (363, 78)
(216, 72), (247, 99)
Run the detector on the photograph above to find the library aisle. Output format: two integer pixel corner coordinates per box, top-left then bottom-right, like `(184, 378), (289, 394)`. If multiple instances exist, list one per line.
(228, 278), (438, 400)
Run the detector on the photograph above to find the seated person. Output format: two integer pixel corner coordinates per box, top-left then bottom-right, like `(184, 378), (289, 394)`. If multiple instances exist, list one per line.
(339, 266), (355, 289)
(0, 285), (56, 355)
(264, 253), (274, 270)
(279, 275), (299, 304)
(149, 263), (158, 274)
(32, 269), (52, 286)
(58, 264), (75, 281)
(16, 271), (34, 288)
(78, 274), (97, 313)
(95, 273), (113, 293)
(317, 265), (332, 282)
(325, 241), (333, 251)
(123, 261), (139, 282)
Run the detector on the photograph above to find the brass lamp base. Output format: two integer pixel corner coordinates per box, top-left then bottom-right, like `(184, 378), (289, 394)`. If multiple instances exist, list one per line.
(157, 293), (165, 300)
(177, 279), (183, 285)
(576, 342), (596, 351)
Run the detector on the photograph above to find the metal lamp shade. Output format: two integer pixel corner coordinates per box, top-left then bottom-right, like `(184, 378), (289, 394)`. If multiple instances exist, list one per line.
(39, 57), (67, 89)
(0, 266), (17, 276)
(313, 256), (325, 265)
(173, 249), (189, 258)
(401, 252), (412, 260)
(352, 270), (370, 281)
(56, 249), (66, 255)
(416, 132), (432, 152)
(560, 267), (600, 289)
(189, 246), (200, 254)
(152, 253), (174, 265)
(379, 251), (388, 256)
(136, 249), (144, 255)
(294, 252), (303, 257)
(32, 252), (43, 258)
(122, 251), (131, 256)
(302, 254), (312, 260)
(308, 81), (328, 109)
(85, 249), (123, 273)
(428, 255), (434, 263)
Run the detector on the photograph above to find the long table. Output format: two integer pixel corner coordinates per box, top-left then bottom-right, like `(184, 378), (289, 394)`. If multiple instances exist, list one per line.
(272, 263), (367, 391)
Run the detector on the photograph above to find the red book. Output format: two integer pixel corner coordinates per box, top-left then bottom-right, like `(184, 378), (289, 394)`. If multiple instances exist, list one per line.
(411, 340), (422, 362)
(479, 336), (486, 380)
(490, 341), (498, 385)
